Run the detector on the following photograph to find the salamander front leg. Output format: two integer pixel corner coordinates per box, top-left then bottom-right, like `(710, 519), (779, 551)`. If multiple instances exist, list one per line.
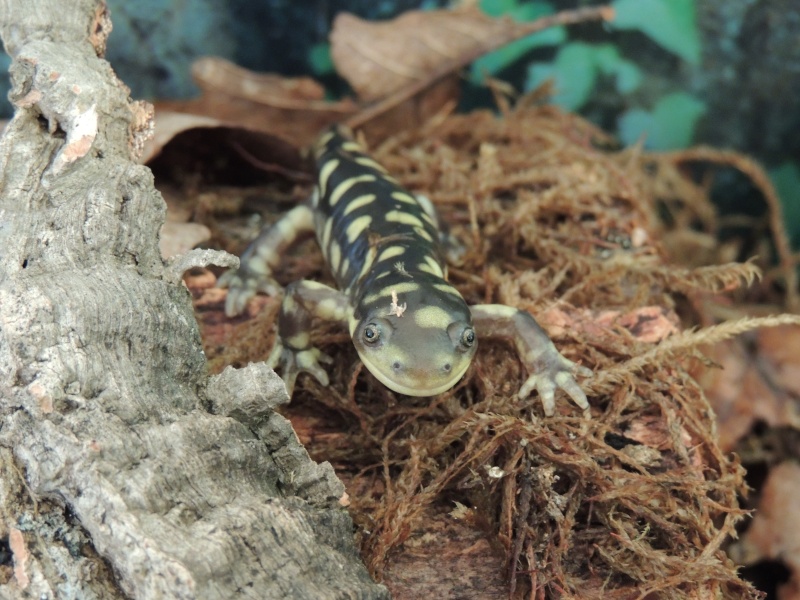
(470, 304), (592, 417)
(267, 280), (350, 395)
(218, 204), (315, 317)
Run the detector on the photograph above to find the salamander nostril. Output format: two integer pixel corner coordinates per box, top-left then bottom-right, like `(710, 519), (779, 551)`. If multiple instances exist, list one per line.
(443, 363), (452, 373)
(393, 361), (402, 371)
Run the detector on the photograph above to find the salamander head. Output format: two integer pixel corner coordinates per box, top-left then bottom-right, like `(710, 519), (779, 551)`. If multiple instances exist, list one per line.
(350, 289), (477, 396)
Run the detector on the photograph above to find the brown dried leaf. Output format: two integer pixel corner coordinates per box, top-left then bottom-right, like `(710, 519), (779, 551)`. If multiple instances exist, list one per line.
(595, 306), (681, 343)
(158, 56), (356, 148)
(192, 57), (326, 105)
(331, 9), (481, 101)
(758, 324), (800, 397)
(331, 6), (612, 101)
(730, 462), (800, 598)
(695, 326), (800, 453)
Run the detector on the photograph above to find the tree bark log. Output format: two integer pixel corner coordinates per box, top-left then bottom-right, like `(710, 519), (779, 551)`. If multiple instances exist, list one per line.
(0, 1), (388, 598)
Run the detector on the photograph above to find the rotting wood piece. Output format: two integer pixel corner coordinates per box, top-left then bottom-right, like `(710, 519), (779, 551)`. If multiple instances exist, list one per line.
(0, 1), (388, 598)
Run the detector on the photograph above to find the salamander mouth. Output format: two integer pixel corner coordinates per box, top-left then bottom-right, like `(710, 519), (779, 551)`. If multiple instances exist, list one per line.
(356, 352), (472, 397)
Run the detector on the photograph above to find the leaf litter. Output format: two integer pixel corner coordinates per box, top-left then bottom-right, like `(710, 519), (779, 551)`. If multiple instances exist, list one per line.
(156, 4), (800, 599)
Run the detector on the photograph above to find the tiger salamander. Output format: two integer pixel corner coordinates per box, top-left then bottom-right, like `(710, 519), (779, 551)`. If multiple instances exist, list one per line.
(219, 127), (591, 416)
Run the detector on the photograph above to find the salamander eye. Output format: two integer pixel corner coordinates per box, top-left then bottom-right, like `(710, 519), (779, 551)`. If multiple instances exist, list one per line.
(363, 323), (380, 344)
(461, 327), (476, 348)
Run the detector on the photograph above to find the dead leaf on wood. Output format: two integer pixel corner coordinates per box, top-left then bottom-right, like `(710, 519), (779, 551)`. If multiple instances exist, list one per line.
(575, 306), (680, 344)
(730, 462), (800, 599)
(597, 306), (680, 343)
(695, 332), (800, 453)
(331, 6), (612, 101)
(158, 56), (357, 149)
(757, 325), (800, 398)
(145, 6), (611, 163)
(192, 56), (329, 105)
(332, 5), (611, 134)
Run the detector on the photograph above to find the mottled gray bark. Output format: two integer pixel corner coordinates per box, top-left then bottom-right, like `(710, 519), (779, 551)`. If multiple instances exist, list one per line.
(0, 1), (388, 598)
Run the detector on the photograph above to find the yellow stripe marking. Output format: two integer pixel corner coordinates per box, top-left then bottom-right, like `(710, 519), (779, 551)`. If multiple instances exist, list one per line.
(299, 280), (332, 291)
(317, 130), (335, 149)
(348, 314), (360, 337)
(346, 215), (372, 244)
(316, 298), (346, 321)
(287, 332), (310, 348)
(355, 156), (388, 173)
(391, 191), (418, 205)
(415, 194), (437, 218)
(390, 281), (421, 296)
(330, 175), (376, 207)
(434, 283), (462, 297)
(412, 305), (452, 329)
(424, 256), (444, 278)
(318, 158), (340, 197)
(321, 217), (334, 250)
(417, 262), (439, 276)
(377, 246), (405, 262)
(341, 141), (364, 153)
(416, 228), (434, 242)
(476, 305), (518, 318)
(355, 247), (378, 282)
(361, 280), (422, 306)
(329, 240), (342, 272)
(343, 193), (376, 216)
(357, 248), (384, 280)
(385, 210), (425, 228)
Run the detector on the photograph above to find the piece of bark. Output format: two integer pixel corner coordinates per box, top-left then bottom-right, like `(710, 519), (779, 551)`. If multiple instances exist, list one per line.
(0, 1), (387, 599)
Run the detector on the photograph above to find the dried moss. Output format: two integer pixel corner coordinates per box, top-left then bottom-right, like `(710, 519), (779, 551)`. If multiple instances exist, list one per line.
(198, 102), (780, 598)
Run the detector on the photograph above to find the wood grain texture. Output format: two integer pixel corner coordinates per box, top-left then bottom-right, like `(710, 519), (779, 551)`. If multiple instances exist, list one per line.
(0, 1), (387, 598)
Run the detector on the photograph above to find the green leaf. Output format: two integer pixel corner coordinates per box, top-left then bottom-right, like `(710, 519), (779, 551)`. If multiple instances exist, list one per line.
(614, 60), (643, 94)
(471, 28), (565, 82)
(617, 108), (654, 146)
(509, 1), (554, 22)
(592, 44), (622, 74)
(650, 92), (706, 148)
(479, 0), (519, 18)
(308, 42), (333, 75)
(590, 43), (642, 94)
(525, 43), (601, 111)
(618, 92), (706, 149)
(525, 62), (556, 93)
(551, 42), (598, 111)
(611, 0), (701, 65)
(769, 162), (800, 248)
(471, 1), (563, 83)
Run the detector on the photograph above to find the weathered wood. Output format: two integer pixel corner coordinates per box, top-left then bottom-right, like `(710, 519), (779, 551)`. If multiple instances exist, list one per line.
(0, 1), (388, 598)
